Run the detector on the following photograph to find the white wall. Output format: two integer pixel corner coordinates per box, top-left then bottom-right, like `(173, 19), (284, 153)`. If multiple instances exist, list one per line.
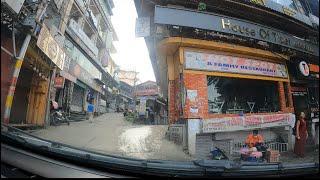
(187, 119), (201, 155)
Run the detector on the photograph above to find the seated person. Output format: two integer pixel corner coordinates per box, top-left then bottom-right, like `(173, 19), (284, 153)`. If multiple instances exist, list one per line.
(246, 130), (264, 148)
(245, 130), (268, 158)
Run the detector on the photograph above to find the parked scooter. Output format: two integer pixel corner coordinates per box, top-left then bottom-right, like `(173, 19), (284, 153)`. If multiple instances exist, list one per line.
(210, 147), (229, 160)
(50, 100), (70, 126)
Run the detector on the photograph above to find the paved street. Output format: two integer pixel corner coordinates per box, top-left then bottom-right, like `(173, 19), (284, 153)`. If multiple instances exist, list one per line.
(30, 113), (192, 161)
(29, 113), (318, 164)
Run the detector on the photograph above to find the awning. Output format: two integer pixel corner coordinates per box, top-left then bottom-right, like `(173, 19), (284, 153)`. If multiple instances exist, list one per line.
(75, 80), (87, 89)
(120, 93), (133, 100)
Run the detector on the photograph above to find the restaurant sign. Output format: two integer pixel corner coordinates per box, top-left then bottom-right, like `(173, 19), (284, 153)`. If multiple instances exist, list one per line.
(154, 6), (319, 56)
(185, 50), (288, 78)
(202, 113), (295, 133)
(37, 24), (65, 70)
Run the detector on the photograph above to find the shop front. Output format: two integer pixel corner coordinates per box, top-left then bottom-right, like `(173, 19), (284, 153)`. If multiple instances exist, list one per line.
(158, 37), (298, 157)
(64, 36), (104, 114)
(9, 45), (52, 127)
(183, 48), (295, 157)
(4, 23), (64, 127)
(287, 60), (319, 146)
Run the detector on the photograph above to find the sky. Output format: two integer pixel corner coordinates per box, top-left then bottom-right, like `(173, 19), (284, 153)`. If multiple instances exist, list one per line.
(111, 0), (155, 84)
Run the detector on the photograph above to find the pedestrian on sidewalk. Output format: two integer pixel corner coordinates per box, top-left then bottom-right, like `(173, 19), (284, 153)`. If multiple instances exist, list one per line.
(87, 98), (95, 123)
(294, 112), (308, 158)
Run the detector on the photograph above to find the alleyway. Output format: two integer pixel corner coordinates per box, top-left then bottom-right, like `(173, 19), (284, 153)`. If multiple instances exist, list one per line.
(30, 113), (192, 161)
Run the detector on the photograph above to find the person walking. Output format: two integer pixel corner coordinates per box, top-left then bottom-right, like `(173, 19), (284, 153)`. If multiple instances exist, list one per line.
(87, 98), (95, 123)
(294, 112), (308, 158)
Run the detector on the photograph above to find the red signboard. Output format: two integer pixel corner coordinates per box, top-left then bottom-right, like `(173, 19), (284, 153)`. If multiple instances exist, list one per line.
(291, 86), (307, 92)
(54, 76), (65, 88)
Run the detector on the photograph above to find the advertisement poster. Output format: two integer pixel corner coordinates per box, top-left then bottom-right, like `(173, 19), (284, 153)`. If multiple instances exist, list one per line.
(187, 89), (199, 116)
(138, 98), (147, 115)
(187, 90), (197, 102)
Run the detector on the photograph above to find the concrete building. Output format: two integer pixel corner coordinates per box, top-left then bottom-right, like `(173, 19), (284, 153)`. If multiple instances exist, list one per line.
(117, 81), (134, 111)
(1, 0), (119, 127)
(134, 0), (319, 158)
(135, 81), (167, 125)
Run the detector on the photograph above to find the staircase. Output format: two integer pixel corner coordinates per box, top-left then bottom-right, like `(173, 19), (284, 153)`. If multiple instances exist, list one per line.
(68, 111), (87, 122)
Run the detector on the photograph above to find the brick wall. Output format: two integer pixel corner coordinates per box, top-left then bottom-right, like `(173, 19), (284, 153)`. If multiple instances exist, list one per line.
(174, 77), (181, 122)
(278, 82), (294, 113)
(177, 73), (293, 121)
(278, 81), (286, 111)
(168, 80), (175, 124)
(183, 73), (208, 119)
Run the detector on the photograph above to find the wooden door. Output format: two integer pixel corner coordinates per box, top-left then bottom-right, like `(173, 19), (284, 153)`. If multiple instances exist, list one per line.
(26, 76), (49, 126)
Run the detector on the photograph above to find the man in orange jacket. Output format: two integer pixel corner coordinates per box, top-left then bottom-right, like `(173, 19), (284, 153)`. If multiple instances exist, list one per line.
(245, 130), (269, 159)
(245, 130), (264, 148)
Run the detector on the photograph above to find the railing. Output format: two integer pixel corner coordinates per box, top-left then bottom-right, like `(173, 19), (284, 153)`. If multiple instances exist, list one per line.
(232, 140), (289, 156)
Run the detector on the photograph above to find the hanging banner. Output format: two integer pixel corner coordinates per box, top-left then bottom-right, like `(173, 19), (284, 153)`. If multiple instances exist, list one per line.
(54, 76), (65, 88)
(202, 113), (295, 133)
(37, 24), (65, 70)
(185, 50), (288, 78)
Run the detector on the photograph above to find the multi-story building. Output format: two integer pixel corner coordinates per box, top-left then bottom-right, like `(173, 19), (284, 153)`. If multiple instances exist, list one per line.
(1, 0), (118, 127)
(134, 0), (319, 158)
(118, 81), (134, 111)
(135, 81), (167, 125)
(58, 0), (118, 117)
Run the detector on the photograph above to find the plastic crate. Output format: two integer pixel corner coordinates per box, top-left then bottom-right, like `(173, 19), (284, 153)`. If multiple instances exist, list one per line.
(266, 150), (280, 163)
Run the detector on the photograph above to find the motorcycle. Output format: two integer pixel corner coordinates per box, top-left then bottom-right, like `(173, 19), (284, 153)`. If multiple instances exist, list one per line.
(210, 147), (229, 160)
(50, 100), (70, 126)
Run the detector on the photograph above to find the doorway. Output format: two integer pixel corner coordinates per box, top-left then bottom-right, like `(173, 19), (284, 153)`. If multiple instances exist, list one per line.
(10, 67), (33, 124)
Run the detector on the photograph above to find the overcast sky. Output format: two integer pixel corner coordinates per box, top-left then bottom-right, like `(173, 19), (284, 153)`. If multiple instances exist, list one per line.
(111, 0), (155, 83)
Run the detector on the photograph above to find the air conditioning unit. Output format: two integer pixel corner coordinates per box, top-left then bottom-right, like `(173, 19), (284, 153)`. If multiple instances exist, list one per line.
(1, 0), (25, 14)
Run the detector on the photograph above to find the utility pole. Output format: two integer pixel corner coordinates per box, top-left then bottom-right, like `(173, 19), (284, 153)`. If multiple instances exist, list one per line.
(3, 0), (48, 124)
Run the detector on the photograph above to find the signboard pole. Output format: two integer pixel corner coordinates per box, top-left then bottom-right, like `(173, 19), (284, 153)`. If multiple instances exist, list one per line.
(3, 0), (49, 124)
(3, 34), (31, 124)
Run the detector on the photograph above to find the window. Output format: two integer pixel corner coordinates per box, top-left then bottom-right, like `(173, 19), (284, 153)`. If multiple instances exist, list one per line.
(207, 76), (280, 114)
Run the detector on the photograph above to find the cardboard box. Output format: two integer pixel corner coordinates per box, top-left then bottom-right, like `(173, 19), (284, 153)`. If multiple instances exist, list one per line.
(266, 150), (280, 163)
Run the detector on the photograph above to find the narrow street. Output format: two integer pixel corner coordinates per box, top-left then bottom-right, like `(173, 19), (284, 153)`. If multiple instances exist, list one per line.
(30, 113), (193, 161)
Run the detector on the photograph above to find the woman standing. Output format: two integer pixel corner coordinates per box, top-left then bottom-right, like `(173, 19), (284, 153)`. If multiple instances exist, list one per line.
(294, 112), (308, 158)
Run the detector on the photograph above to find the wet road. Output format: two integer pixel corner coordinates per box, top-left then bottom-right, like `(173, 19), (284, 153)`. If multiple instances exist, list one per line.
(30, 113), (192, 161)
